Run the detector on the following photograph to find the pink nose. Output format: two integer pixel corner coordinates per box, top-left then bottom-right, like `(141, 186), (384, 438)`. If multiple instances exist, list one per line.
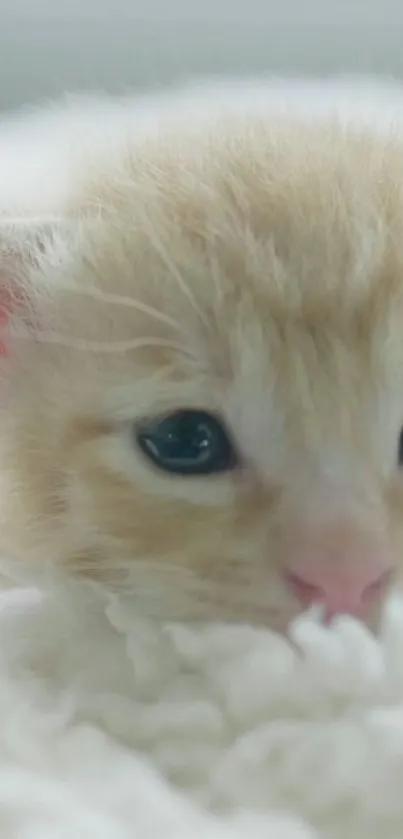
(284, 564), (391, 621)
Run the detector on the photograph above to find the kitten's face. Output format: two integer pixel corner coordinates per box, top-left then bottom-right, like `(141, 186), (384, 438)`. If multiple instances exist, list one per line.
(1, 119), (403, 633)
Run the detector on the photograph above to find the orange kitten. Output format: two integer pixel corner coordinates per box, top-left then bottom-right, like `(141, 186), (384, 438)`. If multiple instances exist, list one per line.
(0, 78), (403, 634)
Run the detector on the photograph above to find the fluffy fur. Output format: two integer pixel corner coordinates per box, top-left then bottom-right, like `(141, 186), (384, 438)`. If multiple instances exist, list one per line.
(1, 77), (403, 630)
(1, 74), (403, 837)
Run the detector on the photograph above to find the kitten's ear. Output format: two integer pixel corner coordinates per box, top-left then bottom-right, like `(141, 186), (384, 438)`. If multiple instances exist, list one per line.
(0, 215), (69, 355)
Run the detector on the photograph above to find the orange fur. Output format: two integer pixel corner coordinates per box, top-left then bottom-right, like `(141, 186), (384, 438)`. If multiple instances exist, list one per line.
(0, 105), (403, 632)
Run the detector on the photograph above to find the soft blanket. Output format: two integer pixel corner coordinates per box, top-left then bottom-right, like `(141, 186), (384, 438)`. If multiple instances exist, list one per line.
(0, 585), (401, 838)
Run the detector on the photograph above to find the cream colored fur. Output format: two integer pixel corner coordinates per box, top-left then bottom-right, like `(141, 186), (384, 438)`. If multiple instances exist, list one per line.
(1, 73), (403, 838)
(0, 77), (403, 632)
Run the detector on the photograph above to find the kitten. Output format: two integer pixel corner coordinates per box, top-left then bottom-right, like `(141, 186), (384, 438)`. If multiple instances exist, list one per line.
(0, 77), (403, 635)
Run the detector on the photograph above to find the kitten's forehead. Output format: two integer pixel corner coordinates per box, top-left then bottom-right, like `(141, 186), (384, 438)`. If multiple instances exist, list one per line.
(65, 117), (403, 408)
(80, 119), (403, 296)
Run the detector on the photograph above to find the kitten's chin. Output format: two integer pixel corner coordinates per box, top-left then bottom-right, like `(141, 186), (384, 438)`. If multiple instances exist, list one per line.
(287, 601), (385, 639)
(236, 598), (386, 638)
(10, 564), (384, 640)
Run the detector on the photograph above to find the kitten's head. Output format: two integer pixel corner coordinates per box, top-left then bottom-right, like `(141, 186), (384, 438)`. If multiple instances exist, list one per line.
(1, 117), (403, 633)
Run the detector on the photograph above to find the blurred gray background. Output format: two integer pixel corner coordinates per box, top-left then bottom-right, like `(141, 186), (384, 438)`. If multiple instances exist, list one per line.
(1, 0), (403, 111)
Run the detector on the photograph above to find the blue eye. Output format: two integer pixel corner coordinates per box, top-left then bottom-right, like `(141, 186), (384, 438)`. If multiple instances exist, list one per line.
(136, 410), (238, 476)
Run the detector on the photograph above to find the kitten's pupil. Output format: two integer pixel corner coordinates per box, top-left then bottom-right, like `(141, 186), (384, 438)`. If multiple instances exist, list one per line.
(136, 410), (237, 475)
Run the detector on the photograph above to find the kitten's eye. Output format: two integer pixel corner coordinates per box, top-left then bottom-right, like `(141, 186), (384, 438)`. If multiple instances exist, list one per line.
(136, 410), (238, 475)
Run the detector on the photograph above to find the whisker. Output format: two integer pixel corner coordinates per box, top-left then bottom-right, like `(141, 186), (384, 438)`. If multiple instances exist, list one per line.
(10, 328), (192, 356)
(70, 282), (182, 335)
(124, 563), (259, 602)
(206, 241), (224, 309)
(0, 214), (65, 228)
(140, 212), (210, 329)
